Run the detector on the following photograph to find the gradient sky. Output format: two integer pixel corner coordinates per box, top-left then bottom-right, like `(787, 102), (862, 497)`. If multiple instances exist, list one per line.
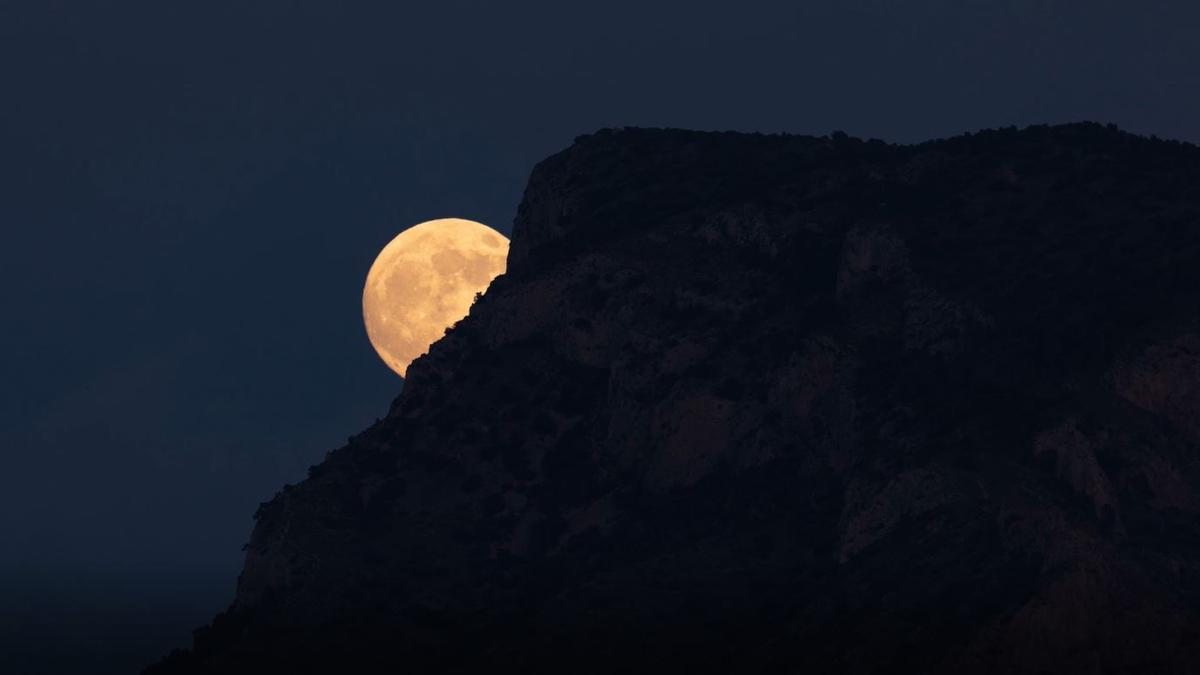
(2, 1), (1199, 672)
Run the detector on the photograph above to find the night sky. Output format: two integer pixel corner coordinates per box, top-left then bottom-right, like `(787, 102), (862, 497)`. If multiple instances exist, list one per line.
(3, 2), (1199, 672)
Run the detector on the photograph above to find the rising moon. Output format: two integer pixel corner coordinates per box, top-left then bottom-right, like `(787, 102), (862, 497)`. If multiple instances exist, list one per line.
(362, 218), (509, 377)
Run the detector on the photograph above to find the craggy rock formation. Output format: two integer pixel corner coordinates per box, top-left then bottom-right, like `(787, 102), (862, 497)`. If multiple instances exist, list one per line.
(150, 124), (1200, 674)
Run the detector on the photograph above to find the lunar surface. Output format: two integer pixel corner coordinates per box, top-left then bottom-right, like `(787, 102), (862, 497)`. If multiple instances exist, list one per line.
(362, 218), (508, 377)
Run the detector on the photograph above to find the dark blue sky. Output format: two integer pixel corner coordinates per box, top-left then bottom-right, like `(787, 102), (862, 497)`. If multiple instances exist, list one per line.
(2, 1), (1199, 672)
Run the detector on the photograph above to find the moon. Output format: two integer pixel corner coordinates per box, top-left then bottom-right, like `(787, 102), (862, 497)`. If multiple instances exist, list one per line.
(362, 218), (509, 377)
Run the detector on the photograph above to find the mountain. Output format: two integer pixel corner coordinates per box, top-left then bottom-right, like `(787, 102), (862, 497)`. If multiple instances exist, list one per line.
(150, 124), (1200, 674)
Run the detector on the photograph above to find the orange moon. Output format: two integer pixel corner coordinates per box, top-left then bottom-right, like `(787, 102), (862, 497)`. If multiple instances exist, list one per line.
(362, 218), (509, 377)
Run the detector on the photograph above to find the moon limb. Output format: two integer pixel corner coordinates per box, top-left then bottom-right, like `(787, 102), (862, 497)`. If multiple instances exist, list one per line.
(362, 218), (509, 378)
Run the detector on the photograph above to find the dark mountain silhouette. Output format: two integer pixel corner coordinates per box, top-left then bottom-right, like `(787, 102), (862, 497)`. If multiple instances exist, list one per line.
(150, 124), (1200, 674)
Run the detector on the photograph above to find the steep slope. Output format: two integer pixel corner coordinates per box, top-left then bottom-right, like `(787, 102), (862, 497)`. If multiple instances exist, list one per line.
(152, 124), (1200, 674)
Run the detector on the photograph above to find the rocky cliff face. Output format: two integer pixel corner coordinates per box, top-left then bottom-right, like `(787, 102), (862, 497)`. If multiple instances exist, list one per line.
(151, 124), (1200, 674)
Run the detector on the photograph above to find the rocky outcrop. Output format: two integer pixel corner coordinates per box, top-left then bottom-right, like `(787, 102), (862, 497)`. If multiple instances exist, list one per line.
(150, 124), (1200, 674)
(1116, 334), (1200, 442)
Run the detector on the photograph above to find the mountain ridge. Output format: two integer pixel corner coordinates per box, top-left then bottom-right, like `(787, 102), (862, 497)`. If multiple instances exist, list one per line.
(151, 123), (1200, 674)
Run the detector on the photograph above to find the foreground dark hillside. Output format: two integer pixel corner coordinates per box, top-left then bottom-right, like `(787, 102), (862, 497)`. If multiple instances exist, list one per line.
(152, 124), (1200, 674)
